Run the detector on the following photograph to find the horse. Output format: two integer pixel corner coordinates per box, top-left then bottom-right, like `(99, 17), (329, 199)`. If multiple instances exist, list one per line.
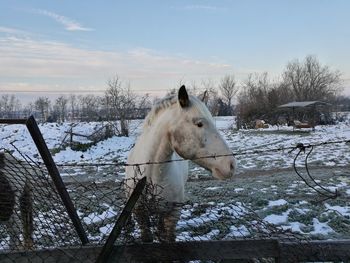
(125, 85), (235, 242)
(0, 151), (33, 249)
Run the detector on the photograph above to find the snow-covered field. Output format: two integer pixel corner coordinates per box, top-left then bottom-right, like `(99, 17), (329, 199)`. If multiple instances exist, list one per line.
(1, 115), (350, 171)
(1, 114), (350, 245)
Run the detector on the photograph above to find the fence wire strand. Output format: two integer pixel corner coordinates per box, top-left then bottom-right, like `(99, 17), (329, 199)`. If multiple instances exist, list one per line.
(43, 138), (350, 168)
(1, 136), (350, 262)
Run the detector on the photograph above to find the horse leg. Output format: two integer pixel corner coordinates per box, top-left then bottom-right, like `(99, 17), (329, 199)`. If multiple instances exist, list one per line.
(20, 182), (34, 249)
(158, 204), (180, 243)
(134, 205), (153, 243)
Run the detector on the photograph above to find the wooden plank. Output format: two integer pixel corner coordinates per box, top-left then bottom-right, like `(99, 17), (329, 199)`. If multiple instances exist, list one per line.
(63, 131), (90, 138)
(0, 119), (28, 124)
(1, 240), (350, 262)
(110, 239), (279, 262)
(278, 240), (350, 262)
(0, 246), (100, 263)
(0, 240), (279, 263)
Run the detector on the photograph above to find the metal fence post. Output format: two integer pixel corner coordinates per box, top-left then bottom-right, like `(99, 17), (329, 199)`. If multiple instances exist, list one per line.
(25, 115), (89, 245)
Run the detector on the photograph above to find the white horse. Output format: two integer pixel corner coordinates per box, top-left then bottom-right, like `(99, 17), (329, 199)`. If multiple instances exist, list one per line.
(125, 86), (235, 242)
(0, 151), (33, 249)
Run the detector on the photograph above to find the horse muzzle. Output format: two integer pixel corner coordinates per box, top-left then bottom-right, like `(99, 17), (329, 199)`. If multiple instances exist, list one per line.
(212, 158), (236, 180)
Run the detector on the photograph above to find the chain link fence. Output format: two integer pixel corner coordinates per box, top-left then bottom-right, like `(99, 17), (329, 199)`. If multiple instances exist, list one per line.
(1, 117), (350, 262)
(2, 147), (350, 262)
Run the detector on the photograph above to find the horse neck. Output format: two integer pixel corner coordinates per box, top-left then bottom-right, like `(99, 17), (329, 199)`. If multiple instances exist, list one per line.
(141, 109), (175, 164)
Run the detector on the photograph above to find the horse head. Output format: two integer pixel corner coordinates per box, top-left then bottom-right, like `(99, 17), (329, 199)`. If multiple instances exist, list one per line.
(168, 85), (236, 180)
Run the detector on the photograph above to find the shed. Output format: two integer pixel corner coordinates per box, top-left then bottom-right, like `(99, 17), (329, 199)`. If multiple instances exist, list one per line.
(278, 101), (331, 129)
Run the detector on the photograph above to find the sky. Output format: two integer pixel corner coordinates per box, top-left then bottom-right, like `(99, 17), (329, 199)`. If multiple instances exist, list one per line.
(1, 0), (350, 103)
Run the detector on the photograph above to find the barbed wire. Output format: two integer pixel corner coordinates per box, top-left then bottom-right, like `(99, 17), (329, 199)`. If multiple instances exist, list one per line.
(4, 138), (349, 203)
(47, 138), (350, 168)
(291, 143), (339, 202)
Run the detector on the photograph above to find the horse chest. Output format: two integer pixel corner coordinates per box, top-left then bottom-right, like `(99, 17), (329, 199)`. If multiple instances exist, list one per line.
(150, 160), (188, 203)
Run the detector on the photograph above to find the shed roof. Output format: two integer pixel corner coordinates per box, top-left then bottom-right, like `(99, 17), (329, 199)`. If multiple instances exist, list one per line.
(278, 101), (330, 108)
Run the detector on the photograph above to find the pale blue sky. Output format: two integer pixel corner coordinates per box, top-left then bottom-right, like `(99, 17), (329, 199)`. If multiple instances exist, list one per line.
(1, 0), (350, 101)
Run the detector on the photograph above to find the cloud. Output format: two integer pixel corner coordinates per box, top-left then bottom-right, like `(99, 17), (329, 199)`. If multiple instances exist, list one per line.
(0, 36), (234, 94)
(33, 9), (93, 31)
(0, 26), (29, 35)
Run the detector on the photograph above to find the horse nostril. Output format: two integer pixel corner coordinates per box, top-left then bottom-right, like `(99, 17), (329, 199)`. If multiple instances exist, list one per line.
(230, 160), (235, 171)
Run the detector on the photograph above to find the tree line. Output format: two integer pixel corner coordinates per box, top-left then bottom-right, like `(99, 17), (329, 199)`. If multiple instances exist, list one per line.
(236, 55), (344, 128)
(0, 55), (348, 135)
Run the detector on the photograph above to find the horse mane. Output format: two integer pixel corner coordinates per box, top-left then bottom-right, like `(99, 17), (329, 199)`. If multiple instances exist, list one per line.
(144, 94), (213, 129)
(144, 95), (178, 128)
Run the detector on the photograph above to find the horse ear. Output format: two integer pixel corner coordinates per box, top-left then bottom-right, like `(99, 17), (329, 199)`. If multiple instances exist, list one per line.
(199, 90), (208, 103)
(178, 85), (189, 108)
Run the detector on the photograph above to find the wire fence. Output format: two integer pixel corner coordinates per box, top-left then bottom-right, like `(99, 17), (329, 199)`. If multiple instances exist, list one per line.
(0, 150), (81, 251)
(0, 147), (306, 263)
(33, 138), (350, 168)
(0, 117), (350, 262)
(1, 141), (350, 262)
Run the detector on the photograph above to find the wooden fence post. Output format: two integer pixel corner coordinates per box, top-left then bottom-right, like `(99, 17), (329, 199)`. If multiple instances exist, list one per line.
(96, 177), (147, 263)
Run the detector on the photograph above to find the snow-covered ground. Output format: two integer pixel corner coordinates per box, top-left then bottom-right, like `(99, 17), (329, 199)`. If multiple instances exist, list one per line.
(1, 114), (350, 244)
(1, 115), (350, 171)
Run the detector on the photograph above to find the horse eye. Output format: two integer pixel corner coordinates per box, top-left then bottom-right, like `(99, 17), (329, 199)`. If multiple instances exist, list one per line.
(196, 122), (203, 128)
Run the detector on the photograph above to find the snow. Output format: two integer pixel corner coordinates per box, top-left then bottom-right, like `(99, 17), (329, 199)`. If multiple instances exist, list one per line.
(54, 136), (134, 164)
(205, 187), (223, 191)
(226, 225), (250, 238)
(298, 200), (308, 205)
(310, 218), (334, 235)
(281, 222), (305, 233)
(177, 202), (247, 230)
(325, 203), (350, 217)
(99, 223), (114, 235)
(1, 115), (350, 241)
(263, 208), (335, 237)
(264, 209), (291, 224)
(80, 204), (117, 225)
(268, 199), (288, 207)
(1, 116), (350, 171)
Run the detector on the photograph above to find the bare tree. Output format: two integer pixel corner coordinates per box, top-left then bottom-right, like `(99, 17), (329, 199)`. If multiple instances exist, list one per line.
(0, 94), (21, 118)
(78, 95), (101, 121)
(188, 80), (202, 97)
(200, 79), (221, 115)
(53, 95), (68, 123)
(34, 97), (51, 122)
(68, 94), (77, 121)
(137, 93), (152, 115)
(219, 75), (239, 115)
(237, 72), (278, 128)
(104, 76), (137, 136)
(282, 55), (342, 101)
(22, 102), (35, 118)
(236, 65), (341, 128)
